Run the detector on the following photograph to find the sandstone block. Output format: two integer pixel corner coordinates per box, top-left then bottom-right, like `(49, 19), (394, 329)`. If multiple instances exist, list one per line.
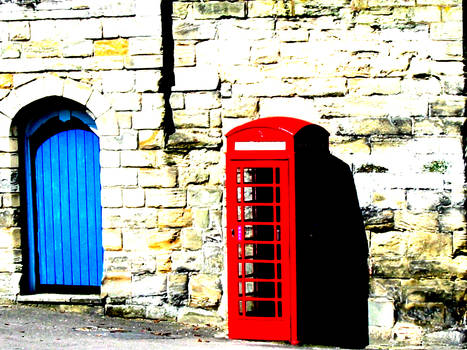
(132, 274), (167, 297)
(395, 211), (439, 233)
(135, 70), (161, 93)
(368, 298), (395, 328)
(166, 130), (222, 149)
(173, 110), (210, 128)
(156, 251), (172, 273)
(174, 42), (196, 67)
(100, 130), (138, 150)
(188, 274), (222, 308)
(172, 250), (202, 272)
(187, 186), (222, 208)
(406, 232), (452, 259)
(179, 167), (209, 186)
(337, 117), (412, 136)
(101, 168), (137, 186)
(8, 21), (30, 41)
(139, 167), (178, 188)
(0, 227), (21, 249)
(121, 150), (158, 167)
(101, 188), (122, 208)
(202, 244), (224, 274)
(102, 71), (135, 93)
(101, 271), (132, 297)
(181, 228), (203, 251)
(105, 305), (145, 319)
(193, 2), (245, 19)
(430, 22), (462, 41)
(0, 74), (13, 89)
(296, 78), (348, 97)
(23, 40), (61, 58)
(348, 78), (401, 95)
(63, 40), (93, 58)
(124, 55), (163, 69)
(146, 229), (180, 251)
(95, 110), (119, 137)
(168, 273), (188, 306)
(63, 78), (93, 106)
(192, 209), (210, 229)
(109, 93), (141, 112)
(158, 209), (192, 228)
(185, 92), (221, 110)
(391, 322), (423, 345)
(172, 67), (219, 92)
(370, 231), (406, 257)
(0, 138), (18, 153)
(129, 38), (162, 56)
(222, 97), (258, 118)
(99, 151), (120, 168)
(102, 228), (123, 251)
(146, 189), (187, 208)
(139, 130), (164, 150)
(94, 39), (129, 56)
(123, 188), (145, 208)
(173, 21), (217, 41)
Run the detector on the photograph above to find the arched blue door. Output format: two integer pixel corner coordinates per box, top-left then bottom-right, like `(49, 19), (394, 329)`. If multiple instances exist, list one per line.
(25, 110), (103, 292)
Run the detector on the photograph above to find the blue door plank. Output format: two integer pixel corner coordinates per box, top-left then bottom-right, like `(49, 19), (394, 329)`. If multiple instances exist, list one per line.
(50, 135), (64, 285)
(40, 139), (55, 285)
(76, 129), (90, 286)
(93, 135), (103, 285)
(59, 131), (72, 285)
(35, 146), (48, 284)
(67, 130), (81, 286)
(84, 132), (98, 286)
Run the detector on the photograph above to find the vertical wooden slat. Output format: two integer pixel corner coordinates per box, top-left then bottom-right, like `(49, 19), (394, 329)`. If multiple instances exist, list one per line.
(93, 135), (103, 284)
(84, 131), (97, 285)
(67, 130), (81, 285)
(51, 135), (64, 285)
(76, 129), (90, 285)
(35, 145), (47, 284)
(59, 131), (72, 285)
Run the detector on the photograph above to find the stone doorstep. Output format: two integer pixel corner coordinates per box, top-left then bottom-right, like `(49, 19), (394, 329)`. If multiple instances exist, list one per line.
(17, 293), (106, 305)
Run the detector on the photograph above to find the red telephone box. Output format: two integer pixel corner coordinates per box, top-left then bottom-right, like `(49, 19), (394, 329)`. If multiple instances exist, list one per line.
(225, 117), (326, 345)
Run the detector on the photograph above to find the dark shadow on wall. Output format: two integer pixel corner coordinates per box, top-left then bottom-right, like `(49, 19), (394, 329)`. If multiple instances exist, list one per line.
(160, 0), (175, 139)
(294, 125), (369, 349)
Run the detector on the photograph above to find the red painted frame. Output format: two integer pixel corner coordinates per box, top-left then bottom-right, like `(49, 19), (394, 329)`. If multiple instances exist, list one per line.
(226, 117), (312, 345)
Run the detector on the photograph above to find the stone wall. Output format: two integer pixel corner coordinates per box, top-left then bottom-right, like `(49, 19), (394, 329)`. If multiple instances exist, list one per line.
(0, 0), (465, 346)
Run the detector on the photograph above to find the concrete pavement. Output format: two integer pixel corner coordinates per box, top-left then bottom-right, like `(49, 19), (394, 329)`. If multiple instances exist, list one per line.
(0, 304), (465, 350)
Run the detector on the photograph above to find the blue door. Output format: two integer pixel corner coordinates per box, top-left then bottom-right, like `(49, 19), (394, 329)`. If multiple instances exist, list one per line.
(25, 110), (103, 291)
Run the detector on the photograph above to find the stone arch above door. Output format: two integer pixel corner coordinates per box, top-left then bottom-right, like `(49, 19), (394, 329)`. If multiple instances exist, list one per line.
(0, 75), (117, 137)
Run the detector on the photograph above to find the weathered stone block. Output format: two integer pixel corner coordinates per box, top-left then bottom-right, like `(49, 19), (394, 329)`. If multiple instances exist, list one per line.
(102, 228), (122, 251)
(166, 130), (222, 150)
(172, 250), (202, 272)
(121, 150), (158, 167)
(368, 297), (395, 328)
(348, 78), (401, 95)
(23, 40), (61, 58)
(122, 188), (145, 208)
(8, 21), (30, 41)
(0, 74), (13, 89)
(181, 228), (203, 251)
(139, 130), (164, 150)
(0, 227), (21, 249)
(370, 231), (406, 257)
(147, 229), (180, 251)
(177, 307), (223, 325)
(193, 2), (245, 19)
(105, 305), (145, 319)
(135, 70), (161, 93)
(187, 186), (222, 208)
(430, 22), (462, 41)
(138, 167), (177, 188)
(99, 151), (120, 168)
(132, 274), (167, 297)
(174, 41), (196, 67)
(94, 38), (129, 56)
(100, 131), (138, 150)
(394, 210), (439, 233)
(63, 40), (93, 58)
(101, 168), (137, 186)
(146, 189), (186, 208)
(129, 37), (162, 56)
(222, 97), (258, 118)
(189, 274), (222, 308)
(102, 70), (135, 93)
(172, 67), (219, 92)
(101, 271), (132, 297)
(173, 110), (210, 128)
(158, 209), (192, 228)
(168, 273), (188, 306)
(179, 167), (209, 186)
(124, 55), (163, 69)
(337, 117), (412, 136)
(391, 322), (423, 345)
(192, 208), (209, 229)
